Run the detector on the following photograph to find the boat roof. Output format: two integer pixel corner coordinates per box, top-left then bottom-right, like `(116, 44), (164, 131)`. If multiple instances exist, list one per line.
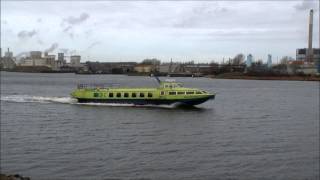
(106, 87), (195, 91)
(78, 79), (199, 91)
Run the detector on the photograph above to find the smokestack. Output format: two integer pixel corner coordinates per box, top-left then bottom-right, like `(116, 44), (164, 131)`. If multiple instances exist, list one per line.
(308, 9), (313, 62)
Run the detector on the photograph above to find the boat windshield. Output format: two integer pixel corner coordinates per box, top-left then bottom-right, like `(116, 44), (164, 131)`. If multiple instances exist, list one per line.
(161, 82), (183, 88)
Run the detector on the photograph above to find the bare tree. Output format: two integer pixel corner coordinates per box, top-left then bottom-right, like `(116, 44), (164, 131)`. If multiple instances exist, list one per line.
(232, 53), (245, 65)
(141, 58), (161, 65)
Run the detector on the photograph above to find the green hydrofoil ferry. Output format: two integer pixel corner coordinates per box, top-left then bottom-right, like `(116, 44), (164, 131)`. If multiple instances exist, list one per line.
(71, 77), (215, 106)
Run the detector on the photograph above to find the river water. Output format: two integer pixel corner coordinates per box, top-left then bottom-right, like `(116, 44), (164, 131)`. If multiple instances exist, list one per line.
(1, 72), (319, 180)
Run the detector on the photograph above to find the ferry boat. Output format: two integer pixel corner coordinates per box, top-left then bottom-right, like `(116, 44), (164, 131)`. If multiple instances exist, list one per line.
(71, 77), (215, 106)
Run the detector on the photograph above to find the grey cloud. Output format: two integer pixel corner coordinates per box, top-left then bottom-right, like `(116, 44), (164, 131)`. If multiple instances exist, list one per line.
(63, 26), (72, 32)
(37, 39), (44, 45)
(44, 43), (59, 53)
(64, 12), (89, 25)
(37, 18), (42, 23)
(173, 3), (229, 28)
(294, 0), (317, 11)
(68, 33), (74, 39)
(17, 30), (37, 39)
(192, 4), (228, 15)
(87, 41), (101, 50)
(70, 50), (77, 55)
(62, 26), (75, 39)
(168, 27), (297, 42)
(59, 48), (69, 54)
(61, 13), (89, 37)
(59, 48), (76, 55)
(16, 52), (30, 58)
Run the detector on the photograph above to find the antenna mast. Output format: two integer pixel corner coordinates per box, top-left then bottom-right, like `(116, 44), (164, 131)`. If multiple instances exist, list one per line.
(154, 75), (161, 84)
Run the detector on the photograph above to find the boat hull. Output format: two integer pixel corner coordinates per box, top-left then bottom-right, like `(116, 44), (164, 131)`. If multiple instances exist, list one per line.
(76, 95), (214, 106)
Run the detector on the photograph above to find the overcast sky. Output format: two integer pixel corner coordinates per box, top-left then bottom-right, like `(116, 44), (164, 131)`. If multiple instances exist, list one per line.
(1, 0), (319, 63)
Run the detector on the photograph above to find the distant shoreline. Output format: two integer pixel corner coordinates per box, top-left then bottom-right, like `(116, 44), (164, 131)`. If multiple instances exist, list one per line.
(207, 74), (320, 81)
(1, 70), (319, 81)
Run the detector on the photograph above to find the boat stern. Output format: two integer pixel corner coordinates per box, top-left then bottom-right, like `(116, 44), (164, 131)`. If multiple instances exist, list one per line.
(70, 89), (82, 99)
(70, 91), (76, 98)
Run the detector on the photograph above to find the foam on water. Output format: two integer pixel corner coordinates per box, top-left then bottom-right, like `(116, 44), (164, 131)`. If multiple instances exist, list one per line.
(0, 95), (177, 108)
(0, 95), (76, 104)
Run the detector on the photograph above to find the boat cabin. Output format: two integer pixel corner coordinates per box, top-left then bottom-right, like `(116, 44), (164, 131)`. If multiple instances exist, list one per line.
(159, 82), (183, 89)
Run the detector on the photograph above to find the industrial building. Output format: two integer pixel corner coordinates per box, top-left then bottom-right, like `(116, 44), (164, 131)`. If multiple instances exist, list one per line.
(70, 55), (81, 67)
(294, 9), (320, 74)
(4, 49), (13, 58)
(134, 64), (156, 73)
(0, 48), (16, 70)
(246, 54), (253, 68)
(20, 51), (47, 67)
(58, 53), (64, 62)
(45, 55), (56, 68)
(184, 64), (212, 74)
(86, 62), (136, 74)
(296, 48), (320, 62)
(267, 54), (272, 68)
(159, 63), (182, 73)
(30, 51), (42, 59)
(16, 50), (84, 71)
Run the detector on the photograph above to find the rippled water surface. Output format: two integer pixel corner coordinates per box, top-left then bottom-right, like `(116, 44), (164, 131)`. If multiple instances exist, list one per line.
(1, 72), (319, 180)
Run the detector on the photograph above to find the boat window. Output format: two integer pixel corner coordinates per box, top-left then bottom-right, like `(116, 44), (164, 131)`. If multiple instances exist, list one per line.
(94, 93), (100, 97)
(117, 93), (121, 97)
(177, 91), (185, 95)
(186, 91), (194, 95)
(140, 93), (145, 97)
(196, 91), (202, 94)
(109, 93), (114, 97)
(160, 91), (165, 95)
(132, 93), (136, 97)
(202, 91), (207, 94)
(148, 93), (153, 97)
(169, 91), (176, 95)
(124, 93), (129, 97)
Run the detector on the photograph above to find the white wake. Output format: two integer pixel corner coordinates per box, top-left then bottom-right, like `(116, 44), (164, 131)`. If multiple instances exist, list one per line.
(0, 95), (76, 104)
(0, 95), (178, 108)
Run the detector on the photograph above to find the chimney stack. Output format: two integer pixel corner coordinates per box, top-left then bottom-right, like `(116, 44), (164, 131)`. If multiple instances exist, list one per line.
(308, 9), (313, 62)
